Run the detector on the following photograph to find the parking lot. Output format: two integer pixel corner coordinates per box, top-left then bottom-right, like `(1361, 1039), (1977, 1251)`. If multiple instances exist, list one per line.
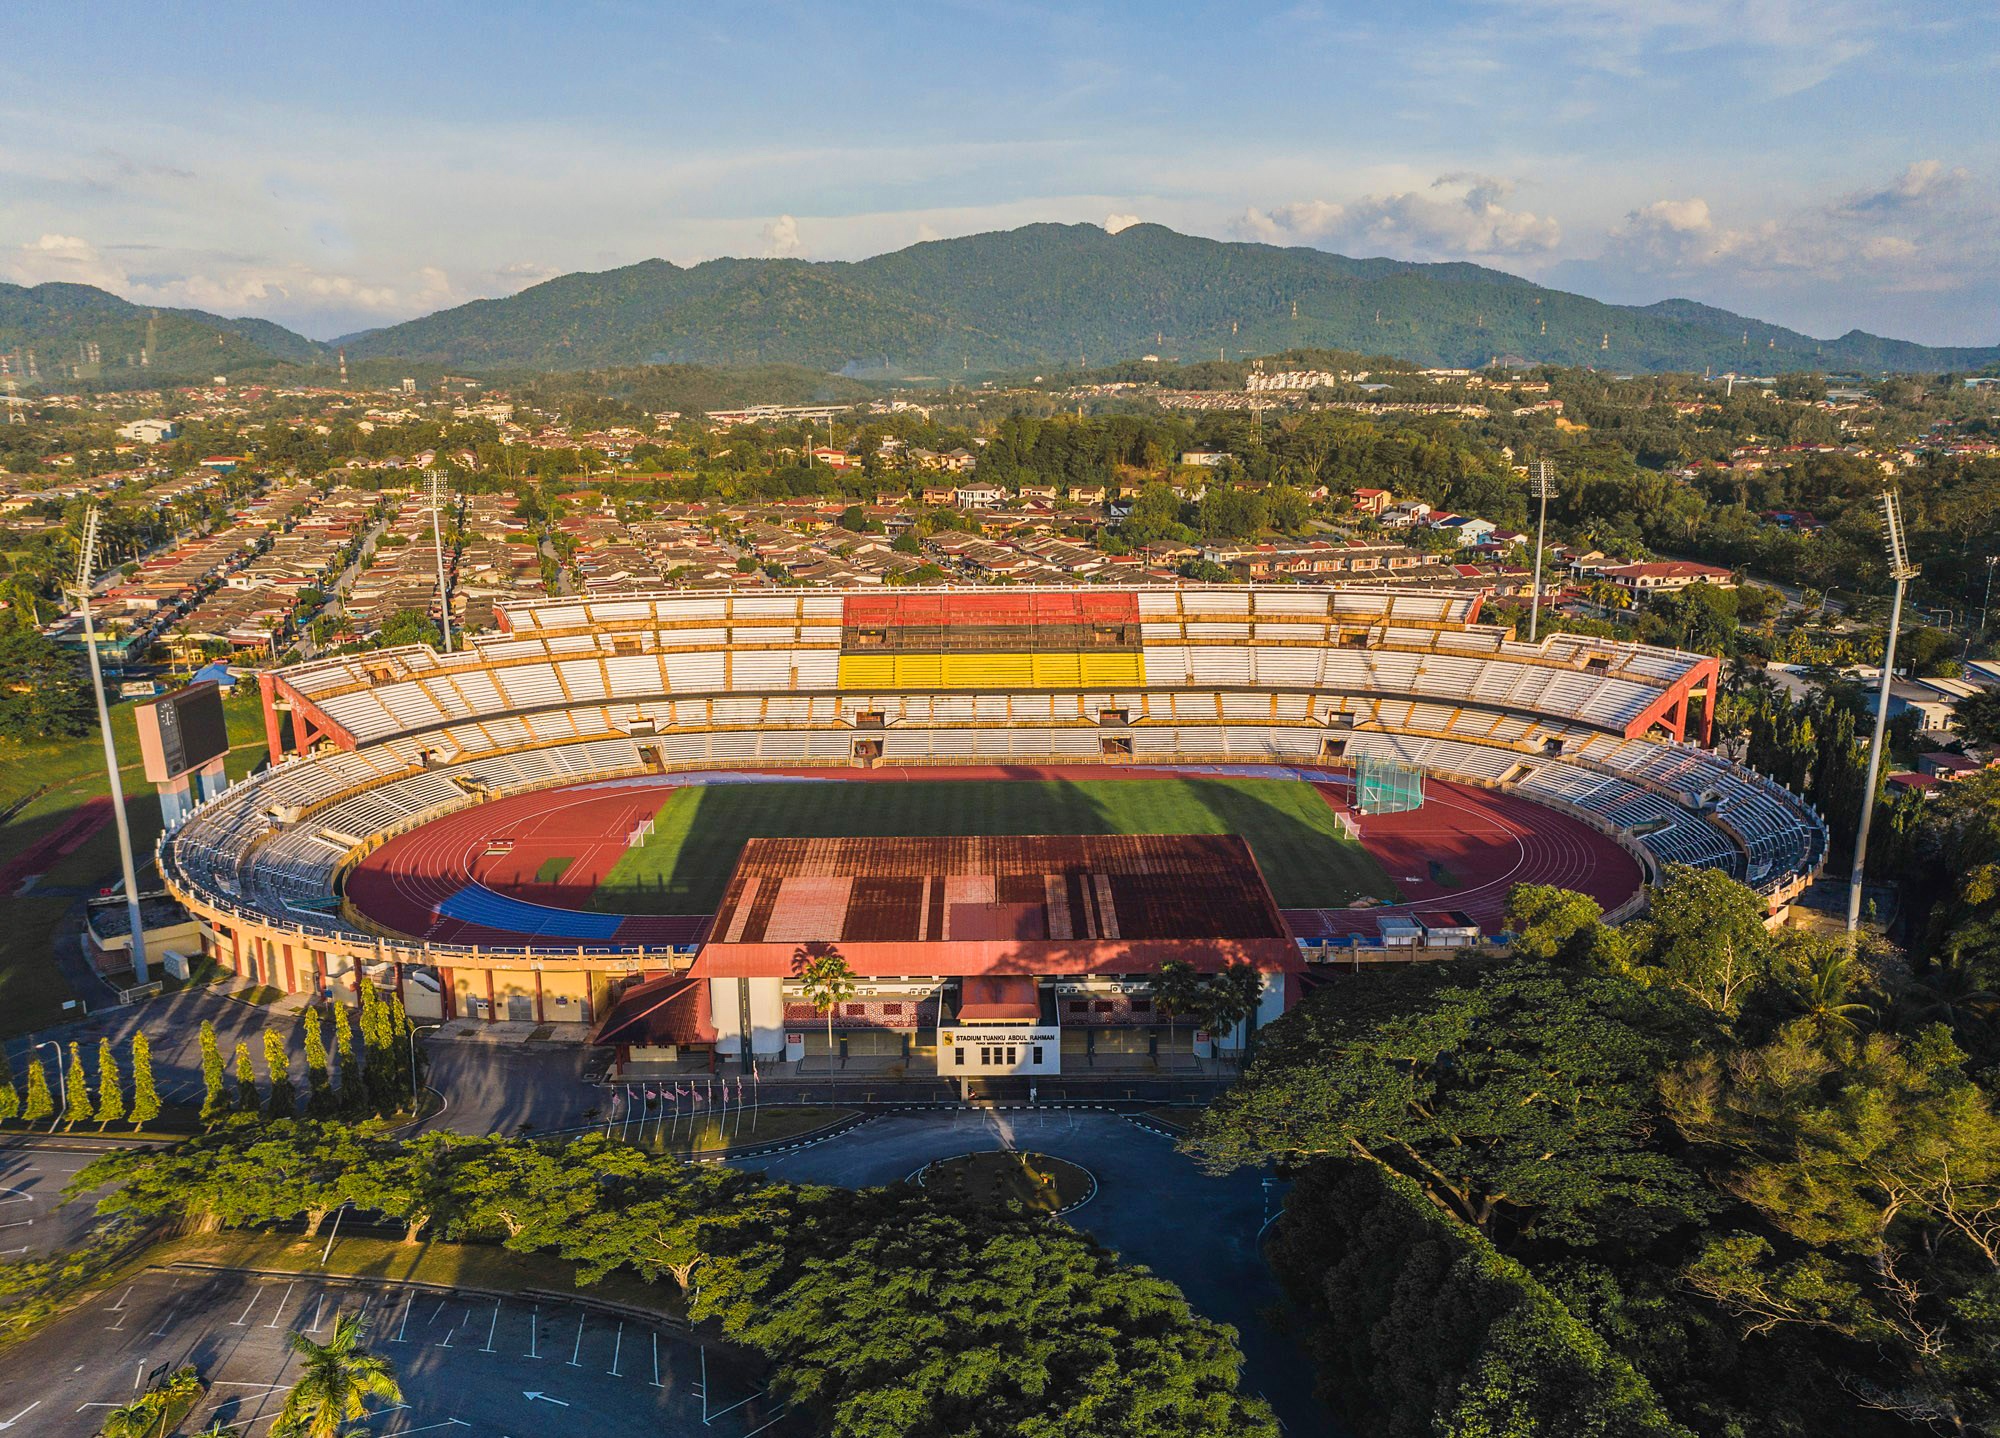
(0, 1267), (796, 1438)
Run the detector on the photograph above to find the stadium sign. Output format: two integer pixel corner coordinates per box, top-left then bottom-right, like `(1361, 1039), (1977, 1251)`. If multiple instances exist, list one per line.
(939, 1026), (1061, 1075)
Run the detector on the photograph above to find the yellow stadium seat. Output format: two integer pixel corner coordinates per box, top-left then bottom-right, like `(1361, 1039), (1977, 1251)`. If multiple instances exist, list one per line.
(838, 655), (897, 689)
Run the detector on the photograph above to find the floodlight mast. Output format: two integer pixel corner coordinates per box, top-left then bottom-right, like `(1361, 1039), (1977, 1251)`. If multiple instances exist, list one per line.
(1847, 490), (1918, 936)
(73, 507), (148, 984)
(1528, 461), (1555, 642)
(429, 469), (454, 653)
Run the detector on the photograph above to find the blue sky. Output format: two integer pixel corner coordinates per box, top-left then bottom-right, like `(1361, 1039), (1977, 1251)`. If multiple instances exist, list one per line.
(3, 0), (1995, 344)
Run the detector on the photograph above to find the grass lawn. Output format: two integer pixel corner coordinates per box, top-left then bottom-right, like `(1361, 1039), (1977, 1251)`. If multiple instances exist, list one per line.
(919, 1151), (1094, 1213)
(590, 777), (1394, 913)
(613, 1103), (854, 1155)
(534, 855), (574, 883)
(0, 686), (268, 1037)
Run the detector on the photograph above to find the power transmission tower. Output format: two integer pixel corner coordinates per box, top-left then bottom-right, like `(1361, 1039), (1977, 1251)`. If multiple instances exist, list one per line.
(1848, 490), (1918, 935)
(428, 469), (454, 653)
(73, 507), (148, 983)
(1528, 461), (1555, 642)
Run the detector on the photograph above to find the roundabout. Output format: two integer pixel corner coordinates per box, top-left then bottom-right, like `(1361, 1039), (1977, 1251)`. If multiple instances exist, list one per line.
(913, 1148), (1096, 1214)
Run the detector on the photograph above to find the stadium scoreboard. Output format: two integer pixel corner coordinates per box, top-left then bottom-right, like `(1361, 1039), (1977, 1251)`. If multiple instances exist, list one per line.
(137, 681), (229, 784)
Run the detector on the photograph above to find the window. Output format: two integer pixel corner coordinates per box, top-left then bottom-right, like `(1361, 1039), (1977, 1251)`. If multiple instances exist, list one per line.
(1004, 1046), (1018, 1065)
(844, 1003), (867, 1017)
(881, 1002), (903, 1015)
(1067, 1000), (1090, 1014)
(1032, 1046), (1044, 1065)
(1129, 998), (1152, 1013)
(1093, 1000), (1114, 1013)
(954, 1047), (965, 1066)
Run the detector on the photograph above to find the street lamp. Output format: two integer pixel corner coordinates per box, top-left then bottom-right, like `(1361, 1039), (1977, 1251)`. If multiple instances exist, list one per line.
(71, 508), (148, 984)
(407, 1022), (443, 1110)
(1979, 556), (1999, 646)
(1849, 491), (1918, 937)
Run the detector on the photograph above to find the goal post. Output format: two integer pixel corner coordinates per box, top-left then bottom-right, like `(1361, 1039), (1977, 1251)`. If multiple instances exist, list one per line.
(627, 815), (655, 848)
(1354, 755), (1425, 816)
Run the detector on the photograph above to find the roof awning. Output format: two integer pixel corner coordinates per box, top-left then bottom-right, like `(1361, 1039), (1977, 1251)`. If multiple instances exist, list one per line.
(955, 975), (1041, 1023)
(591, 973), (716, 1048)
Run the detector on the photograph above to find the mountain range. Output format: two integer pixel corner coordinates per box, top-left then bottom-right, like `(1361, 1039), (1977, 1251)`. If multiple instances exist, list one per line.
(6, 223), (1998, 386)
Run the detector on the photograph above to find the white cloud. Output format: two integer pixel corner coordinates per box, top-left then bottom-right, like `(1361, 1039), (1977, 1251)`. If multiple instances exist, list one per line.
(1236, 175), (1560, 259)
(760, 214), (803, 257)
(1604, 160), (1994, 289)
(1103, 212), (1141, 234)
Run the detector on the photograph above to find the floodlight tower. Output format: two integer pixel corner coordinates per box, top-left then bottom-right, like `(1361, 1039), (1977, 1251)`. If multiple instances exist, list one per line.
(73, 507), (148, 983)
(1528, 460), (1556, 642)
(1847, 490), (1918, 935)
(428, 469), (454, 653)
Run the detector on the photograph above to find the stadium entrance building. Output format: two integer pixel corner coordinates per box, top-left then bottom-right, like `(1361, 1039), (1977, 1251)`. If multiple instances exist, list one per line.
(690, 833), (1300, 1073)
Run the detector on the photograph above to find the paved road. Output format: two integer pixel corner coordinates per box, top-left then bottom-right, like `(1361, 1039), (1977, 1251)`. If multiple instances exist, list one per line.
(0, 1141), (107, 1258)
(0, 1267), (794, 1438)
(730, 1109), (1335, 1437)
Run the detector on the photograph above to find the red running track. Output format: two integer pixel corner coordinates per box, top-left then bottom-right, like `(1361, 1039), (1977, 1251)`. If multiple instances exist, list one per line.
(344, 766), (1641, 947)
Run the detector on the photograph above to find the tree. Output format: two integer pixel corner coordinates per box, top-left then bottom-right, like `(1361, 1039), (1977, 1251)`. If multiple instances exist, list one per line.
(0, 1065), (17, 1124)
(264, 1029), (295, 1118)
(274, 1315), (402, 1438)
(234, 1041), (259, 1113)
(63, 1042), (91, 1128)
(331, 1002), (359, 1112)
(890, 530), (921, 554)
(128, 1031), (160, 1131)
(302, 1012), (332, 1115)
(1504, 884), (1617, 964)
(1955, 687), (2000, 747)
(1630, 865), (1774, 1015)
(21, 1059), (52, 1122)
(375, 609), (441, 649)
(198, 1021), (227, 1124)
(94, 1036), (125, 1128)
(0, 627), (92, 739)
(794, 947), (856, 1101)
(1190, 962), (1710, 1246)
(1198, 962), (1267, 1059)
(1151, 960), (1206, 1071)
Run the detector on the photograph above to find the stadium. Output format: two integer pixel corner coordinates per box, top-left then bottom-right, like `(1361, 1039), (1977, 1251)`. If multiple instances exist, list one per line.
(156, 585), (1827, 1075)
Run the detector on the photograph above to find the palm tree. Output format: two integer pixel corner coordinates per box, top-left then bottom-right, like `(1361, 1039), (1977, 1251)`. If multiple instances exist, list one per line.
(273, 1316), (400, 1438)
(1908, 954), (2000, 1039)
(795, 946), (857, 1103)
(1793, 947), (1872, 1046)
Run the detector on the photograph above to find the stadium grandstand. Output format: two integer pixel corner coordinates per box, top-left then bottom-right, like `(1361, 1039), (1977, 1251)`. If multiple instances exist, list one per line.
(157, 586), (1826, 1072)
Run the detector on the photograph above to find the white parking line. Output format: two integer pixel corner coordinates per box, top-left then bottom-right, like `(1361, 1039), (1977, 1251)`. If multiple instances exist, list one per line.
(232, 1291), (260, 1327)
(566, 1312), (585, 1367)
(481, 1301), (501, 1353)
(392, 1293), (415, 1344)
(526, 1304), (540, 1359)
(266, 1281), (296, 1326)
(606, 1320), (623, 1377)
(650, 1331), (662, 1389)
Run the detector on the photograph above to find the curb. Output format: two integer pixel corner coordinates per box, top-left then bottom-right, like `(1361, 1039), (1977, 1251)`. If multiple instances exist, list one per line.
(908, 1151), (1099, 1219)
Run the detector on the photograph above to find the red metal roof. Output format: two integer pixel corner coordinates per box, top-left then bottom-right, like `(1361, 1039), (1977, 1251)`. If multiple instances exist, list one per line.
(957, 975), (1041, 1021)
(590, 973), (717, 1048)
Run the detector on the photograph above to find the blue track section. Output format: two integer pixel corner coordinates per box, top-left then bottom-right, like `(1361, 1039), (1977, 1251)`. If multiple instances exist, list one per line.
(435, 885), (626, 940)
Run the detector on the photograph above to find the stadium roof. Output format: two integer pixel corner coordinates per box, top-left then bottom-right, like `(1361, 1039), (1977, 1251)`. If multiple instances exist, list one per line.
(694, 833), (1301, 980)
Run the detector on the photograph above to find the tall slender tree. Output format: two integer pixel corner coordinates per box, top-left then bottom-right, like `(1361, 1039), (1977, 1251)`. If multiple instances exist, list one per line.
(94, 1036), (125, 1127)
(63, 1042), (92, 1127)
(388, 992), (415, 1102)
(234, 1041), (259, 1113)
(21, 1059), (53, 1122)
(302, 1012), (332, 1115)
(128, 1031), (160, 1131)
(0, 1065), (17, 1123)
(198, 1021), (227, 1124)
(331, 1001), (359, 1113)
(264, 1030), (294, 1119)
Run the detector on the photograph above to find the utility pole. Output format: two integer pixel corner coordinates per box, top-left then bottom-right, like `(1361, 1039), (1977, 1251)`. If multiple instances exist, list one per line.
(73, 507), (148, 983)
(428, 469), (453, 653)
(1528, 460), (1555, 643)
(1977, 554), (1998, 651)
(1848, 490), (1918, 936)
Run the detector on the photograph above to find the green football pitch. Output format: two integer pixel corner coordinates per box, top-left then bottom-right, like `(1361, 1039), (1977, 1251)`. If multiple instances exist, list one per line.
(588, 777), (1397, 914)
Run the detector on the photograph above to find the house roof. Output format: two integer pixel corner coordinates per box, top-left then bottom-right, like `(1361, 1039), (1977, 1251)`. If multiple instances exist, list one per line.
(590, 974), (717, 1048)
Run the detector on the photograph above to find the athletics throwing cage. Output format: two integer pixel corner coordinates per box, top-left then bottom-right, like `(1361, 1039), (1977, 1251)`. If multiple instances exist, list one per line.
(1354, 755), (1425, 815)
